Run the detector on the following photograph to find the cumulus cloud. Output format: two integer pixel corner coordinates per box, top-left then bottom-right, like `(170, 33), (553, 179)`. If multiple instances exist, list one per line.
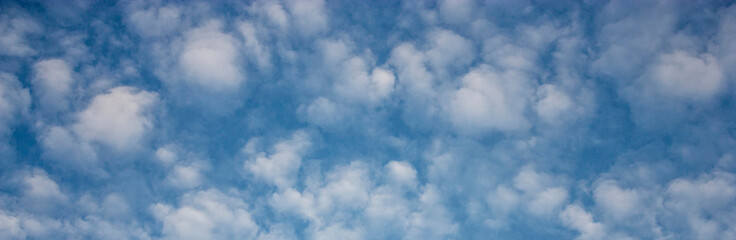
(438, 0), (475, 24)
(73, 86), (157, 151)
(535, 84), (575, 124)
(0, 209), (150, 240)
(40, 126), (97, 164)
(22, 169), (66, 202)
(594, 180), (641, 221)
(179, 21), (244, 91)
(312, 38), (396, 108)
(448, 65), (533, 134)
(425, 29), (474, 74)
(245, 130), (311, 189)
(31, 59), (74, 112)
(239, 21), (272, 71)
(560, 204), (607, 240)
(390, 43), (435, 97)
(127, 4), (181, 38)
(4, 1), (736, 240)
(151, 189), (258, 240)
(0, 73), (30, 136)
(285, 0), (328, 36)
(645, 51), (724, 101)
(664, 171), (736, 239)
(0, 14), (40, 57)
(155, 145), (178, 165)
(167, 163), (206, 189)
(300, 97), (346, 128)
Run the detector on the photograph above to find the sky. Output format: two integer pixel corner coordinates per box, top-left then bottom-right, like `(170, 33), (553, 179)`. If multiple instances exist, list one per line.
(1, 0), (736, 239)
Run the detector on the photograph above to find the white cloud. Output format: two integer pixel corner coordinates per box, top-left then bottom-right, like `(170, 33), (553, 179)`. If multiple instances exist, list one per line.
(270, 187), (317, 221)
(438, 0), (474, 24)
(0, 14), (40, 57)
(364, 186), (412, 232)
(486, 185), (520, 221)
(245, 130), (311, 189)
(312, 224), (363, 240)
(594, 180), (641, 221)
(482, 37), (539, 72)
(484, 166), (572, 227)
(0, 72), (30, 136)
(285, 0), (328, 36)
(256, 224), (297, 240)
(179, 21), (243, 91)
(128, 4), (181, 38)
(40, 126), (97, 164)
(535, 84), (575, 124)
(448, 65), (533, 134)
(592, 1), (675, 81)
(560, 204), (607, 240)
(369, 68), (396, 101)
(315, 162), (372, 213)
(315, 38), (395, 106)
(425, 29), (474, 74)
(645, 51), (724, 101)
(167, 164), (205, 189)
(666, 171), (736, 216)
(263, 1), (290, 30)
(528, 187), (568, 216)
(717, 5), (736, 83)
(406, 185), (459, 240)
(300, 97), (345, 128)
(72, 86), (158, 151)
(389, 43), (435, 96)
(0, 212), (24, 239)
(155, 145), (178, 165)
(151, 189), (258, 240)
(239, 21), (272, 70)
(384, 161), (417, 188)
(32, 59), (74, 112)
(23, 169), (66, 202)
(331, 57), (396, 105)
(0, 209), (150, 240)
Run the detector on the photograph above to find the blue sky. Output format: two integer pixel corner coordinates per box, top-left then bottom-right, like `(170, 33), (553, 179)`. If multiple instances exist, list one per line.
(1, 0), (736, 239)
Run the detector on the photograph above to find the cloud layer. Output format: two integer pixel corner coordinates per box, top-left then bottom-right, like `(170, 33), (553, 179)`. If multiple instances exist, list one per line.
(1, 0), (736, 239)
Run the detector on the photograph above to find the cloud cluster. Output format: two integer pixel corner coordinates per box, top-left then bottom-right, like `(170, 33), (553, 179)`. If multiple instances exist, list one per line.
(0, 0), (735, 239)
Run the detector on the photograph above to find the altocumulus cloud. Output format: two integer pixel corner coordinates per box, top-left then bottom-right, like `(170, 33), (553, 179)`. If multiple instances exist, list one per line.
(1, 0), (736, 239)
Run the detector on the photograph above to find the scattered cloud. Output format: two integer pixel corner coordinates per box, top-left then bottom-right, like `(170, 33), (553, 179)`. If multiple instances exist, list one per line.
(1, 1), (735, 239)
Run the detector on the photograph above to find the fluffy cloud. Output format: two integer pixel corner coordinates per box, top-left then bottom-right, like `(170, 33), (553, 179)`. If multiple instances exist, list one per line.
(31, 59), (74, 112)
(593, 180), (641, 221)
(535, 84), (575, 124)
(245, 130), (311, 189)
(179, 21), (243, 91)
(127, 4), (181, 38)
(40, 126), (97, 164)
(72, 86), (157, 151)
(560, 204), (607, 240)
(644, 51), (724, 101)
(448, 65), (533, 134)
(438, 0), (475, 24)
(0, 14), (40, 57)
(167, 164), (206, 189)
(3, 1), (736, 240)
(239, 21), (272, 71)
(0, 72), (30, 136)
(312, 38), (396, 108)
(22, 169), (66, 202)
(151, 189), (258, 240)
(425, 29), (474, 75)
(285, 0), (328, 36)
(665, 171), (736, 239)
